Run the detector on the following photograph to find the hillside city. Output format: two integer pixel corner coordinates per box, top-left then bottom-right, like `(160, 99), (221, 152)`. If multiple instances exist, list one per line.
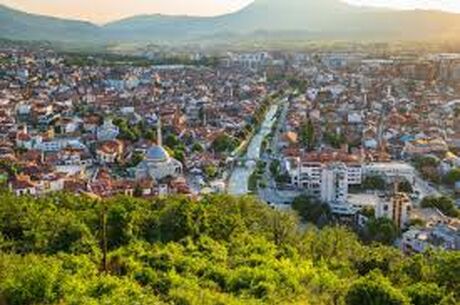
(2, 0), (460, 303)
(1, 44), (459, 256)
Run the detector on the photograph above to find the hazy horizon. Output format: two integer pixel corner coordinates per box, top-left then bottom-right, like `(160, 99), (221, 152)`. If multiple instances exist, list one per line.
(2, 0), (460, 24)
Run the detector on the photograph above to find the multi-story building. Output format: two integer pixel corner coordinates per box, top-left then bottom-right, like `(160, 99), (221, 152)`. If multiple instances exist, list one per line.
(284, 152), (363, 210)
(403, 138), (449, 156)
(401, 224), (460, 253)
(320, 163), (348, 205)
(376, 192), (412, 229)
(96, 118), (120, 142)
(363, 162), (415, 184)
(284, 152), (363, 197)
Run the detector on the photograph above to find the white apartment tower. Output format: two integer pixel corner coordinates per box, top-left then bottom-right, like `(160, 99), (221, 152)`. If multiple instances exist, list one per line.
(320, 163), (348, 205)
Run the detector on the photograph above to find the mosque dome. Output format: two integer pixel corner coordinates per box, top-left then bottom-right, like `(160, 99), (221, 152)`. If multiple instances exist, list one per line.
(145, 145), (170, 163)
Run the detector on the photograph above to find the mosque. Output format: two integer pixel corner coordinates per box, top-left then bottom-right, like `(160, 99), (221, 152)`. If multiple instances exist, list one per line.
(135, 118), (183, 181)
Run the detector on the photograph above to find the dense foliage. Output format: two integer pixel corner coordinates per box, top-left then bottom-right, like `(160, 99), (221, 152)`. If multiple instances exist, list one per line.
(421, 196), (460, 218)
(291, 195), (330, 226)
(211, 134), (240, 154)
(0, 192), (458, 305)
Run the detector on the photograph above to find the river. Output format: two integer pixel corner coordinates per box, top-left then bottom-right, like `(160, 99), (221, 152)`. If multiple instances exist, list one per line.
(227, 104), (279, 195)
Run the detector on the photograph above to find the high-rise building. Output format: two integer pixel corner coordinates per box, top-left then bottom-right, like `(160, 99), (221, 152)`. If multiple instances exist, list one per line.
(320, 163), (348, 205)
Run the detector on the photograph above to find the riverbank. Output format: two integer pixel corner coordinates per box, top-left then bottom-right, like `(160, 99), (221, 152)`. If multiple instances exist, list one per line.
(227, 104), (279, 195)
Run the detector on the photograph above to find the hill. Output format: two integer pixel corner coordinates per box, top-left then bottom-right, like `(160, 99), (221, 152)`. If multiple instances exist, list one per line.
(1, 0), (460, 44)
(0, 4), (99, 42)
(0, 192), (458, 304)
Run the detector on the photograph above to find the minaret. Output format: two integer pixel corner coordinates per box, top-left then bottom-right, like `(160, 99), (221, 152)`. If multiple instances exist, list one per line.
(157, 117), (162, 147)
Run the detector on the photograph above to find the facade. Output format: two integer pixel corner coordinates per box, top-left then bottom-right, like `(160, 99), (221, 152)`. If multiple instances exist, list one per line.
(284, 153), (363, 197)
(96, 118), (120, 142)
(320, 163), (348, 205)
(376, 192), (412, 229)
(96, 140), (124, 164)
(363, 163), (415, 184)
(401, 224), (460, 253)
(403, 138), (448, 156)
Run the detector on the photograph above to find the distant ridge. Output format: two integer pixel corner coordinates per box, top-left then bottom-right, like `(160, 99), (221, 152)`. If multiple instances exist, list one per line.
(1, 0), (460, 44)
(0, 4), (99, 42)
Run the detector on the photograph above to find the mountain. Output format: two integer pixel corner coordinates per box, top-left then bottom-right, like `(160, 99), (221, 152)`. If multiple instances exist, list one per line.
(1, 0), (460, 45)
(104, 0), (460, 42)
(101, 0), (363, 42)
(0, 5), (99, 42)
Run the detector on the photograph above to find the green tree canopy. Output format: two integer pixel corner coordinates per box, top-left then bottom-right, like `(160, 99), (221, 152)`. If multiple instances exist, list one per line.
(421, 196), (459, 218)
(346, 274), (409, 305)
(0, 192), (458, 305)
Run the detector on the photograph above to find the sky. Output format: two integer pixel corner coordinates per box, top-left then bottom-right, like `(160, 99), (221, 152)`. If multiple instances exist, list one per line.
(1, 0), (460, 24)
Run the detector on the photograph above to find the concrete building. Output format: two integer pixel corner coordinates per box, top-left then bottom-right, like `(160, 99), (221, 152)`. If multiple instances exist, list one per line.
(96, 118), (119, 142)
(402, 224), (460, 253)
(363, 163), (415, 184)
(284, 152), (363, 196)
(377, 192), (412, 229)
(320, 163), (348, 205)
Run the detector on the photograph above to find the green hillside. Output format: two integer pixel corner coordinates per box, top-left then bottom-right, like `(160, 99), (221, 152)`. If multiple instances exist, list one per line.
(0, 192), (458, 305)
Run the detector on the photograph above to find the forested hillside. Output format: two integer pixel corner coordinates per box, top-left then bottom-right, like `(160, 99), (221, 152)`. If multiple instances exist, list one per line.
(0, 192), (458, 305)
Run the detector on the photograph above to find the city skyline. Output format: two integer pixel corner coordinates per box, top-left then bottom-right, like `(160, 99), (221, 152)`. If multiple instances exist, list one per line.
(1, 0), (460, 24)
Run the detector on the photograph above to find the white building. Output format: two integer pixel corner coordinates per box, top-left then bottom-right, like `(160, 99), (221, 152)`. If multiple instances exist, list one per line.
(284, 153), (363, 198)
(363, 163), (415, 184)
(96, 118), (119, 142)
(320, 163), (348, 205)
(36, 138), (86, 152)
(401, 224), (460, 253)
(135, 118), (183, 182)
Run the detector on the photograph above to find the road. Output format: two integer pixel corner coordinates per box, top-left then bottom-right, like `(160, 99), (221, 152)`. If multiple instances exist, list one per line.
(414, 176), (440, 199)
(227, 104), (279, 195)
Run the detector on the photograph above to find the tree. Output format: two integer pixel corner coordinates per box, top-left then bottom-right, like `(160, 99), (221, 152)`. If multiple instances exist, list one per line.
(413, 156), (441, 183)
(360, 206), (375, 218)
(164, 134), (180, 148)
(0, 192), (459, 305)
(0, 256), (62, 305)
(443, 168), (460, 186)
(173, 149), (185, 163)
(364, 218), (399, 245)
(421, 196), (459, 218)
(362, 175), (387, 190)
(191, 142), (204, 153)
(129, 152), (144, 167)
(269, 159), (281, 177)
(405, 283), (444, 305)
(114, 118), (140, 142)
(204, 164), (218, 179)
(143, 129), (156, 141)
(346, 274), (409, 305)
(398, 179), (414, 193)
(324, 130), (345, 149)
(211, 134), (239, 153)
(292, 195), (330, 225)
(299, 119), (315, 150)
